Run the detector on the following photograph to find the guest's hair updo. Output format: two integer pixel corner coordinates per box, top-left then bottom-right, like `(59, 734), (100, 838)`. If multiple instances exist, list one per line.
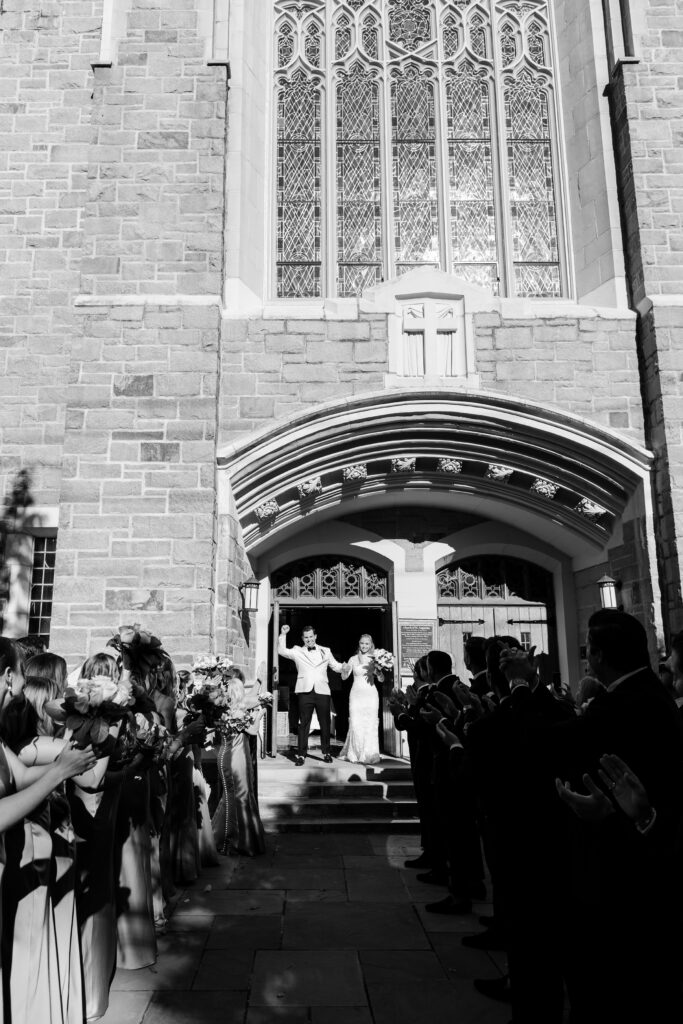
(226, 677), (246, 708)
(81, 652), (119, 681)
(24, 675), (60, 736)
(356, 634), (375, 655)
(25, 652), (68, 694)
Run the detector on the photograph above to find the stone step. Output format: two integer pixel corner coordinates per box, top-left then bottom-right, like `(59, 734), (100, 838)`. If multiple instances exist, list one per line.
(257, 782), (415, 801)
(265, 816), (421, 834)
(257, 766), (412, 785)
(260, 798), (419, 821)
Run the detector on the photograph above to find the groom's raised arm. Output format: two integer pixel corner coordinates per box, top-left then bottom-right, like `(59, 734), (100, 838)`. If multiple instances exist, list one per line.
(277, 626), (296, 661)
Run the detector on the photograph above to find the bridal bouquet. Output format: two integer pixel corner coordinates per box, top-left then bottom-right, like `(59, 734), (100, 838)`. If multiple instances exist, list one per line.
(372, 648), (396, 673)
(46, 677), (134, 751)
(180, 654), (234, 730)
(191, 654), (234, 683)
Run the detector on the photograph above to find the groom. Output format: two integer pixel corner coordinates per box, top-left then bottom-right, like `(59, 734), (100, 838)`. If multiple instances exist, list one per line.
(278, 624), (344, 766)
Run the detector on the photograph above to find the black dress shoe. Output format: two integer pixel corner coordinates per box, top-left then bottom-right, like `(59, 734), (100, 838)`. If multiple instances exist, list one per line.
(471, 881), (486, 900)
(416, 870), (449, 886)
(404, 853), (431, 870)
(478, 914), (495, 927)
(473, 976), (512, 1004)
(294, 756), (305, 766)
(425, 895), (473, 915)
(323, 753), (333, 763)
(461, 929), (508, 951)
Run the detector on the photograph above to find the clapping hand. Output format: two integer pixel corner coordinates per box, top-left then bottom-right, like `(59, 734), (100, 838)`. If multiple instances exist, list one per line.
(597, 754), (651, 823)
(436, 716), (462, 750)
(405, 684), (419, 707)
(433, 692), (458, 719)
(555, 773), (614, 822)
(419, 705), (442, 727)
(452, 681), (474, 707)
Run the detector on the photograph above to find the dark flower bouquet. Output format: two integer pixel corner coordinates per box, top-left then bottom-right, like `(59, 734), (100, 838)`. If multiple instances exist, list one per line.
(46, 677), (134, 753)
(107, 623), (167, 679)
(127, 712), (171, 763)
(211, 697), (269, 745)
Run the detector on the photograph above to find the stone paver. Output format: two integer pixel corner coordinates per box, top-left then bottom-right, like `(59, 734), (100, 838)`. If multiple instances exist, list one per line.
(101, 832), (508, 1024)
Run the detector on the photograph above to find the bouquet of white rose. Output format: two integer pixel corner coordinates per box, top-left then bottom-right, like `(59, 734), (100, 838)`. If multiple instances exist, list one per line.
(46, 677), (134, 752)
(372, 648), (396, 673)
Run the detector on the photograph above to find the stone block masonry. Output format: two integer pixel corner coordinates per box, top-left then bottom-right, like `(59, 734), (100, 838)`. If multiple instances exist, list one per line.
(606, 0), (683, 633)
(220, 311), (643, 446)
(81, 2), (227, 297)
(49, 302), (221, 666)
(0, 0), (101, 509)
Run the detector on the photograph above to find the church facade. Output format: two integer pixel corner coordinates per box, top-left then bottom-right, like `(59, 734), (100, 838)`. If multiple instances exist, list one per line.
(1, 0), (682, 706)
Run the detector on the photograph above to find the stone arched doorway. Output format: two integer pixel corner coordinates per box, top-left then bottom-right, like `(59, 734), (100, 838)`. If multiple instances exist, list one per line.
(217, 388), (656, 732)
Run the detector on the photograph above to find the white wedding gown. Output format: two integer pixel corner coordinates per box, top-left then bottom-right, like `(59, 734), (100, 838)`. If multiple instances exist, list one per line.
(340, 655), (381, 765)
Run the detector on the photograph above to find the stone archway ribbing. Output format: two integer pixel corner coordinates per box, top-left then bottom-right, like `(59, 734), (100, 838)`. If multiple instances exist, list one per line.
(218, 389), (652, 552)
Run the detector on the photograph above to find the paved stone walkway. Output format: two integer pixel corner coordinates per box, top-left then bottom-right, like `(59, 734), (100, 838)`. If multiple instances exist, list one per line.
(102, 833), (509, 1024)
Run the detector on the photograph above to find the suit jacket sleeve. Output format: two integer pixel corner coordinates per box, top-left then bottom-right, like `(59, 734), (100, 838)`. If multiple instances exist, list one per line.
(277, 636), (296, 662)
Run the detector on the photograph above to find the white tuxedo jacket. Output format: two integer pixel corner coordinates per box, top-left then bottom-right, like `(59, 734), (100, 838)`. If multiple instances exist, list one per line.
(277, 636), (344, 695)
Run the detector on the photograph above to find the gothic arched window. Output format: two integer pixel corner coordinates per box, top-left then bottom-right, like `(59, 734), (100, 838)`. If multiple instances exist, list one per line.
(274, 0), (566, 300)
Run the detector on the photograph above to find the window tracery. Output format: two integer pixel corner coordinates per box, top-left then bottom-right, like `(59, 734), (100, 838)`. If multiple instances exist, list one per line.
(274, 0), (565, 299)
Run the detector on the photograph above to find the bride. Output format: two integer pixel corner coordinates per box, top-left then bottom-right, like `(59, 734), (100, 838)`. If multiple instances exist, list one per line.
(339, 634), (384, 765)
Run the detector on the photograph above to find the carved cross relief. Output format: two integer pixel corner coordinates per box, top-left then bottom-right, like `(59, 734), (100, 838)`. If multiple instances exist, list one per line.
(398, 296), (467, 378)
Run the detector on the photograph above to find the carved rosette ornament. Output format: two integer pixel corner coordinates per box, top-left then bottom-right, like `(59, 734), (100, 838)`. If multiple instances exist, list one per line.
(297, 476), (322, 499)
(343, 463), (368, 482)
(437, 458), (463, 474)
(575, 498), (607, 521)
(486, 464), (514, 482)
(391, 457), (416, 473)
(254, 499), (279, 523)
(531, 477), (559, 499)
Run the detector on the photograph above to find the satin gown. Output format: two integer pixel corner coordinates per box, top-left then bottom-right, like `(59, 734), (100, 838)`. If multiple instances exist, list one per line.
(212, 733), (266, 857)
(167, 748), (200, 884)
(4, 787), (83, 1024)
(340, 656), (382, 765)
(114, 772), (156, 970)
(70, 782), (122, 1021)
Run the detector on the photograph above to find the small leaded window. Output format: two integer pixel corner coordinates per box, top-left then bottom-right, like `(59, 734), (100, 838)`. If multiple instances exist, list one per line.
(274, 0), (566, 299)
(437, 555), (553, 603)
(28, 536), (57, 644)
(272, 556), (388, 601)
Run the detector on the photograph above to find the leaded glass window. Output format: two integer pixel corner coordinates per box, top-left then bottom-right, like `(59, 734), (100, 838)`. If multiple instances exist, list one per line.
(274, 0), (566, 299)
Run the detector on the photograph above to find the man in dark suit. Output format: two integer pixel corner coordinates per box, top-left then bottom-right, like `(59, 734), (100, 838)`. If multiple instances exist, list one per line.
(464, 635), (489, 698)
(502, 610), (683, 1024)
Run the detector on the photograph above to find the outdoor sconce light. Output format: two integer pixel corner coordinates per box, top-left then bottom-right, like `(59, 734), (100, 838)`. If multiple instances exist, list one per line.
(239, 576), (260, 613)
(597, 574), (622, 610)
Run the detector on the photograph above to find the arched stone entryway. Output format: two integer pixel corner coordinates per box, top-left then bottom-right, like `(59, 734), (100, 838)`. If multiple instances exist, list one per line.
(216, 389), (657, 706)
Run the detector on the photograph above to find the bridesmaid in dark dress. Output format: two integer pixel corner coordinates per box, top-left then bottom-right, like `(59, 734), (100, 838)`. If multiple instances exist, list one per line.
(212, 678), (266, 857)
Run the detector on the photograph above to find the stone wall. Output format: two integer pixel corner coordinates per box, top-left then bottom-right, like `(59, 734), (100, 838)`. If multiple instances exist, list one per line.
(49, 302), (220, 664)
(220, 309), (643, 446)
(219, 315), (389, 444)
(0, 0), (101, 510)
(607, 0), (683, 633)
(45, 0), (227, 664)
